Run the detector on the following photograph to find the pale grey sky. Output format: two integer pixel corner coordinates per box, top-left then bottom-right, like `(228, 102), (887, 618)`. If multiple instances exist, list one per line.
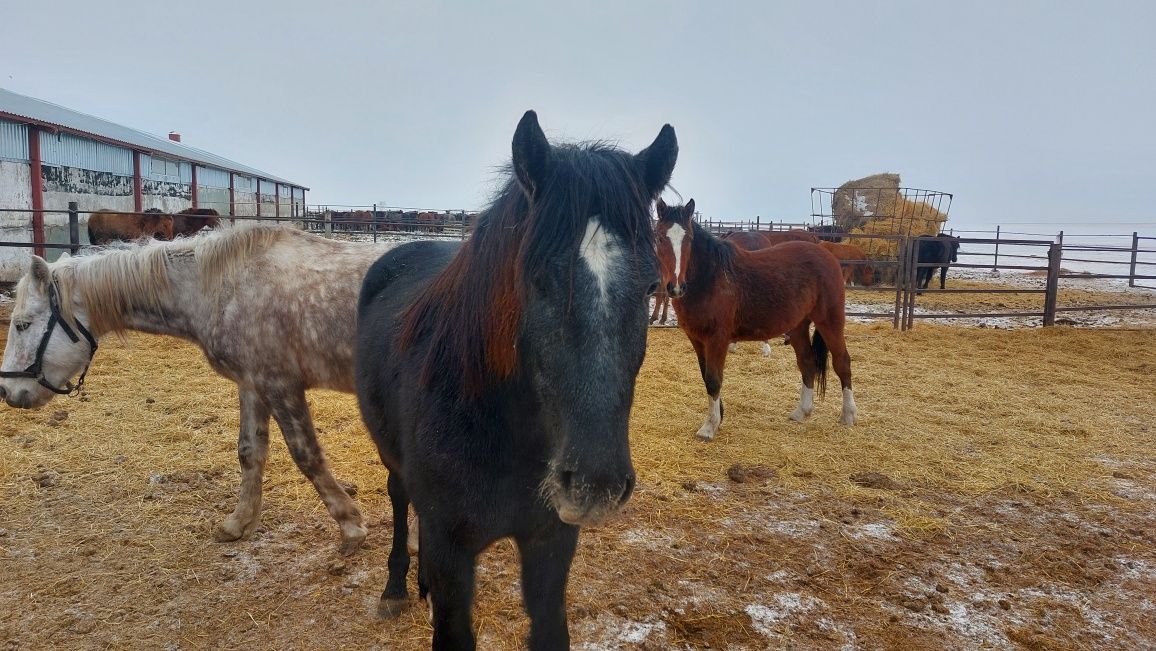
(3, 1), (1154, 231)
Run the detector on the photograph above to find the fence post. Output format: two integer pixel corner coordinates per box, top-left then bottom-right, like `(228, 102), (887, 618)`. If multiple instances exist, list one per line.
(373, 203), (378, 244)
(1043, 239), (1062, 326)
(324, 210), (333, 236)
(67, 201), (80, 254)
(893, 237), (907, 330)
(992, 225), (1000, 270)
(906, 236), (920, 331)
(1129, 231), (1139, 288)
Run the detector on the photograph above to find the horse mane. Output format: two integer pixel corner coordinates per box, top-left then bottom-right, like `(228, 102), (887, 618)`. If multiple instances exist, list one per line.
(690, 219), (738, 280)
(34, 223), (304, 334)
(399, 142), (654, 395)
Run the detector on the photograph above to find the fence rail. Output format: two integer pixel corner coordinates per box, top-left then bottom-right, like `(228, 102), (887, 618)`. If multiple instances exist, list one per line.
(2, 205), (1154, 328)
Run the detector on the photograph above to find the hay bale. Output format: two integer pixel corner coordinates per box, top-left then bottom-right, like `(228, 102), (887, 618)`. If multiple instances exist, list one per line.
(831, 173), (901, 231)
(845, 197), (948, 261)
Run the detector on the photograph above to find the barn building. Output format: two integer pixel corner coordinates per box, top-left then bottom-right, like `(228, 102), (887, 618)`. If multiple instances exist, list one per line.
(0, 88), (308, 279)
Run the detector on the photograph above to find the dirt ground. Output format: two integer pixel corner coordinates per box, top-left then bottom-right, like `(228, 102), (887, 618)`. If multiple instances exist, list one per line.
(1, 307), (1155, 649)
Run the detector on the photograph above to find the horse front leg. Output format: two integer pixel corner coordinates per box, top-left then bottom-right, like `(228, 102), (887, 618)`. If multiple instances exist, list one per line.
(692, 338), (729, 441)
(424, 520), (479, 651)
(517, 523), (579, 651)
(214, 387), (270, 542)
(267, 388), (368, 555)
(378, 472), (413, 619)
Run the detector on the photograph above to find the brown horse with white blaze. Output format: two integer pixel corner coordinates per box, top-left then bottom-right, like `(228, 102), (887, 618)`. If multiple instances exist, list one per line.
(656, 199), (857, 439)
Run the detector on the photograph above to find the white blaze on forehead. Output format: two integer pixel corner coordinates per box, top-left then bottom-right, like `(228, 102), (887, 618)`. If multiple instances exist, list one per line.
(666, 223), (686, 279)
(579, 217), (621, 300)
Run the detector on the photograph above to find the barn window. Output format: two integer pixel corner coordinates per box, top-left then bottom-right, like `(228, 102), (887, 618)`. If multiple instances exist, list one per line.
(151, 156), (182, 182)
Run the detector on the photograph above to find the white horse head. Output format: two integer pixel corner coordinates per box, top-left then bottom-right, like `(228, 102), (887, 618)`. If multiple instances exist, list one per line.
(0, 254), (97, 408)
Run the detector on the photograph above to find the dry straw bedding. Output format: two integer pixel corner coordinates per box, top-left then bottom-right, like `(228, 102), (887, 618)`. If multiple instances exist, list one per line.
(1, 323), (1154, 649)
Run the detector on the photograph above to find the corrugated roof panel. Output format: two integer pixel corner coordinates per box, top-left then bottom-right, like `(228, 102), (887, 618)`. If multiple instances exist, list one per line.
(0, 87), (306, 189)
(0, 119), (29, 162)
(40, 131), (133, 175)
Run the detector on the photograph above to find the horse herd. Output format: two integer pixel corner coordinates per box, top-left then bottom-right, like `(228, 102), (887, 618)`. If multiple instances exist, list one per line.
(1, 112), (954, 650)
(87, 207), (222, 245)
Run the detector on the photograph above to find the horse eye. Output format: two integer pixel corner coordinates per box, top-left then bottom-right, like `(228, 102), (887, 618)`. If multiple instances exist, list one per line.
(646, 281), (659, 297)
(15, 322), (30, 332)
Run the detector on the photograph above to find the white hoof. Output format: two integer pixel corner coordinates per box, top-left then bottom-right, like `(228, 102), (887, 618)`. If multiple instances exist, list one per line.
(841, 409), (858, 426)
(840, 388), (858, 426)
(789, 408), (808, 423)
(761, 342), (772, 357)
(728, 342), (737, 353)
(696, 423), (718, 441)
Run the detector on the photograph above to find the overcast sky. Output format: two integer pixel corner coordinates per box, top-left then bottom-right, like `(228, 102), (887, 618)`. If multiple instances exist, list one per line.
(3, 1), (1154, 231)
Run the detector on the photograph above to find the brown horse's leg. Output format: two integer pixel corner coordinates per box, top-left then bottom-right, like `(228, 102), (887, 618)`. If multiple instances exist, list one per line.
(214, 387), (271, 542)
(691, 337), (729, 440)
(814, 315), (857, 425)
(267, 388), (368, 555)
(661, 296), (670, 324)
(787, 321), (817, 422)
(649, 293), (662, 323)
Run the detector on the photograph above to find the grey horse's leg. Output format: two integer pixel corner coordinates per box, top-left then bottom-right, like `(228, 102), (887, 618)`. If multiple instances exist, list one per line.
(267, 387), (368, 555)
(214, 386), (271, 542)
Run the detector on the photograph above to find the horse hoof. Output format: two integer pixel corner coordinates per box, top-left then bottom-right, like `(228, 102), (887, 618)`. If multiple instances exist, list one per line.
(376, 597), (408, 620)
(789, 410), (808, 423)
(841, 411), (858, 426)
(212, 517), (254, 543)
(695, 427), (717, 441)
(761, 343), (772, 357)
(338, 525), (368, 556)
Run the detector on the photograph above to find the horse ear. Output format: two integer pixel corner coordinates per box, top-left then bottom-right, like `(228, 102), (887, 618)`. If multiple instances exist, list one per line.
(635, 124), (678, 199)
(656, 198), (668, 215)
(512, 110), (552, 198)
(29, 255), (51, 291)
(684, 199), (696, 220)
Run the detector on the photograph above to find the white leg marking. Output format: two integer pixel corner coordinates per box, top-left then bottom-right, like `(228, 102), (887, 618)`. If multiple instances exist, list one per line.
(761, 341), (772, 357)
(841, 387), (858, 425)
(579, 217), (621, 302)
(667, 223), (685, 282)
(696, 396), (722, 441)
(728, 342), (737, 353)
(790, 384), (814, 422)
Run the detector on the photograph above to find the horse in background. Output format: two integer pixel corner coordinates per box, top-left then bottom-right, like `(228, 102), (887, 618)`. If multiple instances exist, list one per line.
(820, 241), (876, 286)
(917, 234), (961, 289)
(355, 111), (677, 649)
(87, 208), (173, 245)
(0, 225), (396, 555)
(650, 284), (672, 324)
(171, 208), (221, 238)
(807, 224), (844, 242)
(657, 199), (857, 440)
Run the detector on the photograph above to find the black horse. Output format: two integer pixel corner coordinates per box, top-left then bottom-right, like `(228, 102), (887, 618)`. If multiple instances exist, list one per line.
(355, 111), (677, 650)
(916, 233), (961, 289)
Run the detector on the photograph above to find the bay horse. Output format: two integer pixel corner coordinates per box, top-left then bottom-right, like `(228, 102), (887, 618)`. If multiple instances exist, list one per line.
(171, 207), (221, 237)
(0, 225), (394, 555)
(355, 111), (677, 649)
(656, 199), (857, 440)
(720, 229), (822, 356)
(87, 208), (174, 244)
(820, 240), (876, 286)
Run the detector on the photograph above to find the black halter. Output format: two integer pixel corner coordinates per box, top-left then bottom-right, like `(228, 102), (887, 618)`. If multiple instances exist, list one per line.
(0, 283), (98, 396)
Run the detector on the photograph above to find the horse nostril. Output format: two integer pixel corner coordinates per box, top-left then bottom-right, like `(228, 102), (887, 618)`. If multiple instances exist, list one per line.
(619, 475), (636, 504)
(559, 470), (575, 493)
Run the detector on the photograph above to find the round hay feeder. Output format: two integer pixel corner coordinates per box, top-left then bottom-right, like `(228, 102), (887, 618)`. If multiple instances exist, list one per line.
(811, 175), (953, 283)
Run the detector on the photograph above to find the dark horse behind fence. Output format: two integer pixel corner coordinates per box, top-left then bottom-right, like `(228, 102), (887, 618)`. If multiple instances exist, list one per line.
(917, 233), (961, 290)
(355, 111), (677, 649)
(87, 208), (174, 245)
(171, 208), (221, 238)
(656, 199), (857, 440)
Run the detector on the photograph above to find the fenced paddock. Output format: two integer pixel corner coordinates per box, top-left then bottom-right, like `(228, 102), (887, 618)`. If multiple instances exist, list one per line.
(1, 207), (1155, 648)
(0, 321), (1154, 649)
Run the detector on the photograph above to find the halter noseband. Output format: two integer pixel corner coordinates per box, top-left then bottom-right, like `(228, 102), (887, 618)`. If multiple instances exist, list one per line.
(0, 283), (98, 396)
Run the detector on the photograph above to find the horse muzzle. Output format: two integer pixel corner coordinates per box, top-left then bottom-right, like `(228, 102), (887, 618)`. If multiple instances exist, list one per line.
(667, 282), (686, 298)
(548, 468), (636, 527)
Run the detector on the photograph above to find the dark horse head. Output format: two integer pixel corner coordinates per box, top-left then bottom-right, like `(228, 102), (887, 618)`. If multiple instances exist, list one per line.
(399, 111), (678, 526)
(654, 198), (697, 298)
